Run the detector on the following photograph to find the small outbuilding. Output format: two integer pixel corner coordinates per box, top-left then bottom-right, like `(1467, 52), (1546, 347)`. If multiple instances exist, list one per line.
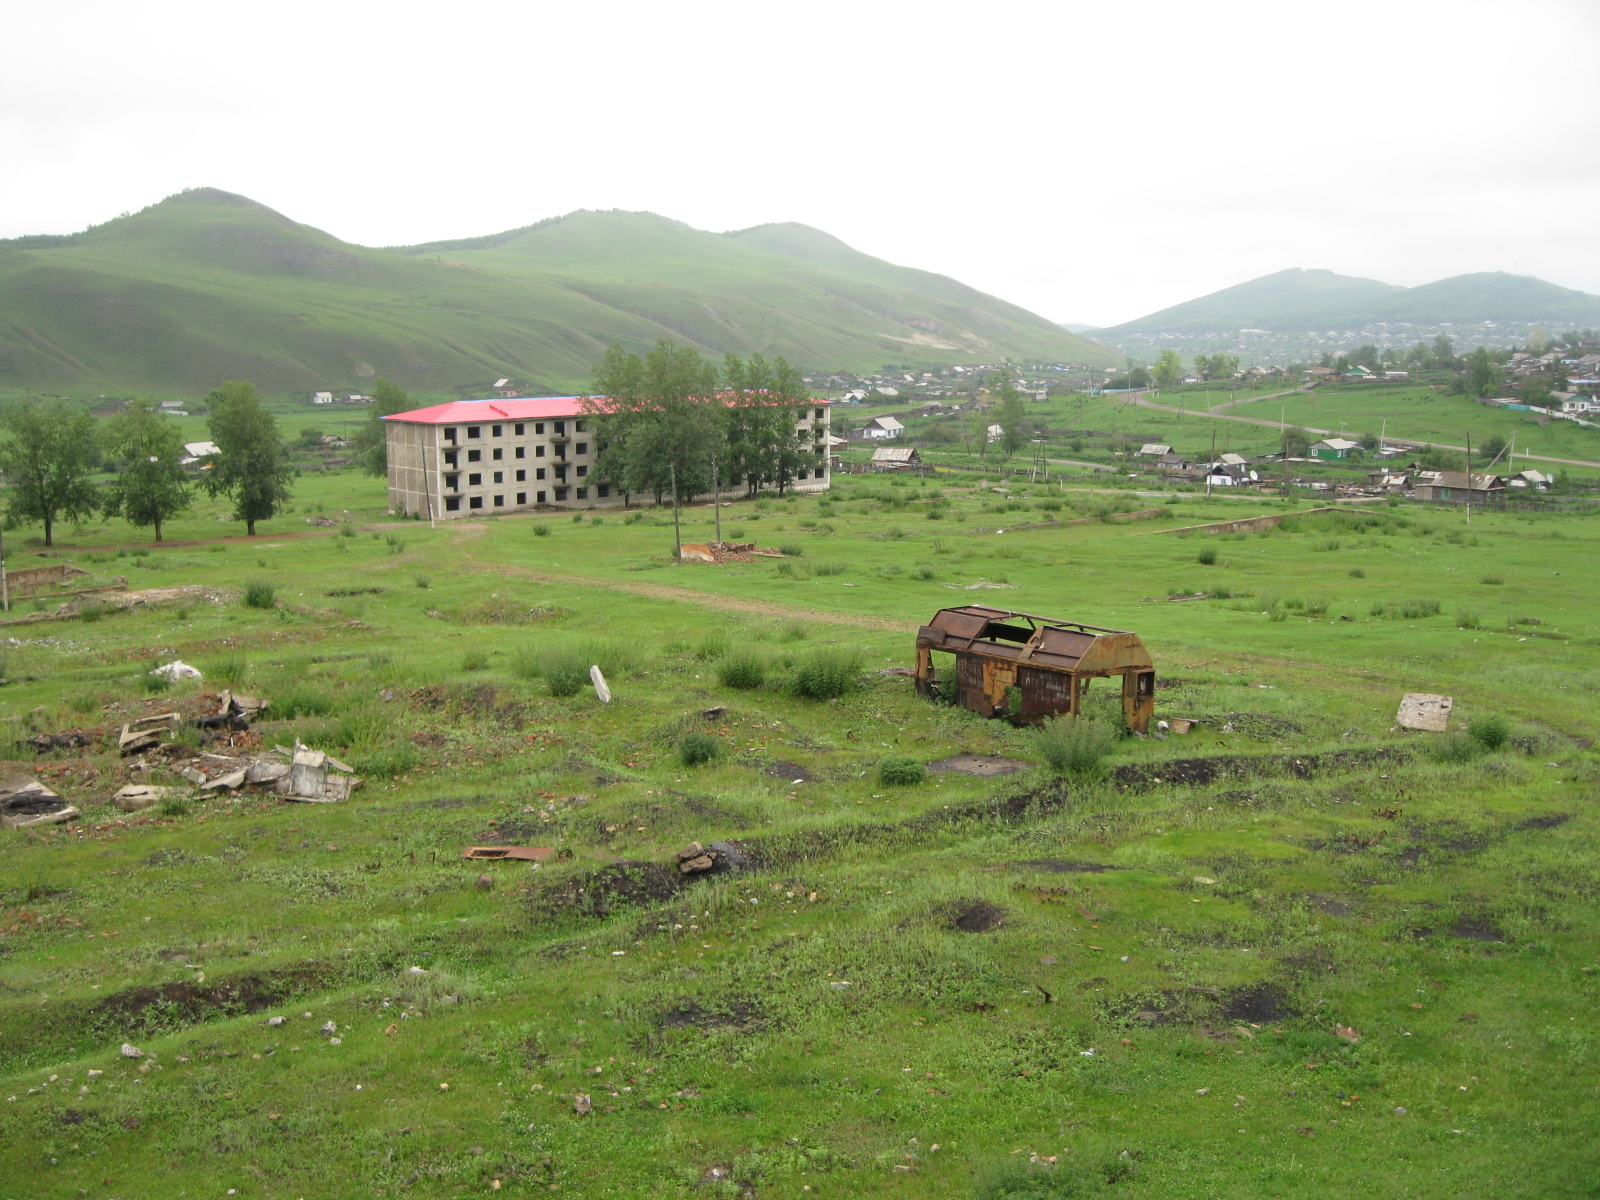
(914, 605), (1155, 731)
(870, 446), (922, 471)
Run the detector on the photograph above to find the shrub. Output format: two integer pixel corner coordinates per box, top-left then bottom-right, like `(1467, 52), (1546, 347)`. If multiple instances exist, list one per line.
(976, 1160), (1104, 1200)
(139, 672), (172, 695)
(533, 524), (551, 537)
(878, 756), (926, 786)
(1033, 714), (1118, 776)
(349, 740), (421, 778)
(208, 655), (248, 687)
(779, 543), (804, 557)
(414, 574), (431, 589)
(461, 651), (489, 672)
(1480, 574), (1504, 585)
(1369, 600), (1387, 617)
(1348, 567), (1366, 578)
(339, 525), (357, 538)
(693, 636), (728, 661)
(1267, 603), (1289, 622)
(545, 661), (587, 697)
(718, 652), (766, 689)
(1456, 609), (1482, 629)
(678, 731), (719, 766)
(1196, 545), (1217, 565)
(925, 508), (945, 520)
(243, 581), (276, 609)
(333, 706), (390, 750)
(878, 563), (903, 577)
(571, 513), (584, 523)
(790, 649), (862, 700)
(1468, 715), (1511, 752)
(813, 562), (848, 576)
(911, 565), (937, 581)
(779, 621), (808, 643)
(77, 602), (107, 624)
(1431, 734), (1479, 764)
(1304, 595), (1330, 616)
(275, 688), (336, 719)
(158, 797), (190, 818)
(1396, 598), (1441, 619)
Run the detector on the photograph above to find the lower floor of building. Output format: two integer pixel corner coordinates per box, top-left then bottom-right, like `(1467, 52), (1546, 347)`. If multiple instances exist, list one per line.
(388, 472), (830, 518)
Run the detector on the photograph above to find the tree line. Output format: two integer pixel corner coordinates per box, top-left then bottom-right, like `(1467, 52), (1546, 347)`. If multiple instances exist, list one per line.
(584, 340), (825, 503)
(0, 381), (296, 546)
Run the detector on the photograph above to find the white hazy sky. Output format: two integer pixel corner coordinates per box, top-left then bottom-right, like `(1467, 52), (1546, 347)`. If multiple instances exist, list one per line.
(6, 0), (1599, 327)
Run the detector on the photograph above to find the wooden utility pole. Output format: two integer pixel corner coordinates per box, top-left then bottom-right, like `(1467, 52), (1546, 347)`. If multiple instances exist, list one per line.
(1464, 432), (1472, 525)
(0, 523), (8, 612)
(710, 451), (721, 544)
(670, 462), (682, 559)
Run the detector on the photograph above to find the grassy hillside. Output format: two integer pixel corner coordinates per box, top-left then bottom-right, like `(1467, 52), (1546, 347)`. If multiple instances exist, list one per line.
(0, 191), (1112, 396)
(0, 476), (1597, 1198)
(1104, 268), (1600, 336)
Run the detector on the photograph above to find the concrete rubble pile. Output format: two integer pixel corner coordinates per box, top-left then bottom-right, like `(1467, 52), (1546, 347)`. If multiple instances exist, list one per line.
(0, 777), (80, 829)
(179, 740), (360, 803)
(675, 839), (750, 875)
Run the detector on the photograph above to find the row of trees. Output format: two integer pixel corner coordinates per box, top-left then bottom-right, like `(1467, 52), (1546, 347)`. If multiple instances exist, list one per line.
(0, 382), (295, 545)
(585, 340), (824, 502)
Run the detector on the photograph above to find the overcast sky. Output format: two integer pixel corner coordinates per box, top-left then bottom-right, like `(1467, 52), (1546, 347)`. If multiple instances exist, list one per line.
(6, 0), (1599, 327)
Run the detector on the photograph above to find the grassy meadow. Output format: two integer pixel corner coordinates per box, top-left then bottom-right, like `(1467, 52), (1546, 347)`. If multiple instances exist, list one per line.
(1, 469), (1598, 1199)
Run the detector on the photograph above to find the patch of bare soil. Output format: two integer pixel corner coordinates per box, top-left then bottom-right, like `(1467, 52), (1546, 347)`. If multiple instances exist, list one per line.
(928, 753), (1032, 778)
(940, 898), (1006, 932)
(534, 860), (684, 918)
(658, 1000), (765, 1031)
(1449, 915), (1506, 942)
(764, 760), (813, 782)
(1010, 859), (1114, 874)
(1220, 982), (1297, 1023)
(1109, 746), (1404, 790)
(88, 965), (338, 1034)
(409, 684), (527, 727)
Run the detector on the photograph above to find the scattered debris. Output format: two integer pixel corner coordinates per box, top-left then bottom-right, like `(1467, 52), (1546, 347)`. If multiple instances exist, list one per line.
(120, 1043), (143, 1058)
(678, 541), (780, 564)
(674, 840), (748, 876)
(1165, 718), (1196, 735)
(701, 705), (728, 720)
(1396, 693), (1453, 733)
(474, 874), (495, 891)
(573, 1093), (592, 1115)
(28, 730), (93, 753)
(195, 690), (268, 731)
(590, 666), (611, 704)
(283, 743), (357, 802)
(461, 846), (555, 862)
(118, 724), (164, 757)
(0, 777), (80, 829)
(150, 660), (203, 683)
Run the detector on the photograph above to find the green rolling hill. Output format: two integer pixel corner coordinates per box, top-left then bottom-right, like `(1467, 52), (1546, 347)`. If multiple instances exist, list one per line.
(1103, 267), (1600, 336)
(0, 189), (1111, 394)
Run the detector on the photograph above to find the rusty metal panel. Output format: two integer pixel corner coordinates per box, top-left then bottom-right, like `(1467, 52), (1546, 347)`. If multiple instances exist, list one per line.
(1018, 666), (1072, 715)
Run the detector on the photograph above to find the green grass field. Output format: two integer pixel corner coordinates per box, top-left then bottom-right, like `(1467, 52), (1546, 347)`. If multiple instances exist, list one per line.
(1, 470), (1597, 1199)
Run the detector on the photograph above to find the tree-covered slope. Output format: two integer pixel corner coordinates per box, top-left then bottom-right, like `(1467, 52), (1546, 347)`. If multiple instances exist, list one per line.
(0, 191), (1111, 393)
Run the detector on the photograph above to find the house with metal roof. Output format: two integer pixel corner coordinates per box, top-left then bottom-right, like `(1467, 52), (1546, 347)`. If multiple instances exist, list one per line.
(914, 605), (1155, 731)
(1309, 437), (1361, 460)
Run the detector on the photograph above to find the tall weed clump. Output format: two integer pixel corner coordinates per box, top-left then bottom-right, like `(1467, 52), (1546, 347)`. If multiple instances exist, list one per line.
(718, 652), (766, 690)
(1033, 714), (1118, 776)
(1468, 715), (1511, 752)
(243, 581), (276, 609)
(789, 649), (862, 700)
(678, 731), (719, 766)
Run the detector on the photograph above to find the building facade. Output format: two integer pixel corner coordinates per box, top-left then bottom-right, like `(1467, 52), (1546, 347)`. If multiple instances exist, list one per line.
(384, 395), (831, 518)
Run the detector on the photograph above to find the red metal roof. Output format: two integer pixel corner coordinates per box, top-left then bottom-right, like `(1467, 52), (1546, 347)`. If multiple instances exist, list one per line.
(384, 393), (831, 426)
(383, 397), (592, 426)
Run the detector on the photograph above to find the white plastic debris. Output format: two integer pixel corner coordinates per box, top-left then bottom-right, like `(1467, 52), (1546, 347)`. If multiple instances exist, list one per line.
(590, 665), (611, 704)
(149, 660), (203, 682)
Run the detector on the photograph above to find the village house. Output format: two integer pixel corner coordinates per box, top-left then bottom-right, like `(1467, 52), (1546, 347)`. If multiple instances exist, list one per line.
(1137, 443), (1172, 459)
(1507, 469), (1552, 490)
(1412, 471), (1505, 504)
(383, 395), (831, 518)
(869, 446), (923, 472)
(859, 415), (904, 439)
(1309, 437), (1361, 460)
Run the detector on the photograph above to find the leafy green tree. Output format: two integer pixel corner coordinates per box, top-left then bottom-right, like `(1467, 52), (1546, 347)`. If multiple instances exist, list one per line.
(1126, 365), (1152, 389)
(298, 426), (325, 449)
(586, 340), (719, 504)
(1280, 427), (1312, 457)
(1466, 346), (1502, 398)
(1354, 344), (1380, 369)
(356, 378), (414, 476)
(202, 381), (296, 536)
(0, 399), (99, 547)
(1432, 334), (1455, 364)
(984, 370), (1029, 456)
(1201, 354), (1239, 381)
(1358, 431), (1380, 451)
(1519, 374), (1556, 408)
(100, 397), (191, 541)
(1193, 354), (1211, 379)
(1479, 434), (1508, 464)
(1151, 350), (1183, 388)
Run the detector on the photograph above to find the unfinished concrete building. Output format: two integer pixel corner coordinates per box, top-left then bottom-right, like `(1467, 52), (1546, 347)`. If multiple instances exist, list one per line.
(384, 396), (832, 518)
(914, 605), (1155, 732)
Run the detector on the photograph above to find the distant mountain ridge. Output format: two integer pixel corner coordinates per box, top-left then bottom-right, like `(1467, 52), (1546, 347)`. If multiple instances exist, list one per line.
(0, 189), (1112, 393)
(1103, 267), (1600, 336)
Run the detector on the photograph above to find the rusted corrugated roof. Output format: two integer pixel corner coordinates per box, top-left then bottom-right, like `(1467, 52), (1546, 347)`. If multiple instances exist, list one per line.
(918, 606), (1139, 672)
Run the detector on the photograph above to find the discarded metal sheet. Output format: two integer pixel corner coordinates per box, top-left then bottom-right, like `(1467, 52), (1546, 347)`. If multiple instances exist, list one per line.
(460, 845), (555, 862)
(591, 665), (611, 704)
(0, 777), (79, 829)
(915, 605), (1156, 732)
(1396, 693), (1453, 733)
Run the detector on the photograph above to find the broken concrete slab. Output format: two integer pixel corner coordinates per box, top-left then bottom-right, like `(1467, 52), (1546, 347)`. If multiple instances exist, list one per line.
(199, 768), (248, 792)
(118, 725), (163, 756)
(280, 740), (358, 802)
(111, 784), (187, 812)
(675, 839), (749, 875)
(591, 666), (611, 704)
(0, 777), (80, 829)
(1396, 693), (1453, 733)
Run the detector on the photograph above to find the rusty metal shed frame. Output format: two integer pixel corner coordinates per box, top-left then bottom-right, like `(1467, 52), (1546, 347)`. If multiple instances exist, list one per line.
(914, 605), (1155, 731)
